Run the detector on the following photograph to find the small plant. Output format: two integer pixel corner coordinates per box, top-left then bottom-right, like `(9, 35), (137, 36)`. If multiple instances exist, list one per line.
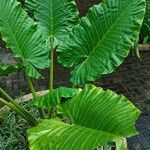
(0, 0), (145, 150)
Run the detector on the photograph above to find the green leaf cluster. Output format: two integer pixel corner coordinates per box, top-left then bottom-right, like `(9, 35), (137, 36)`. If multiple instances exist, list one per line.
(140, 0), (150, 43)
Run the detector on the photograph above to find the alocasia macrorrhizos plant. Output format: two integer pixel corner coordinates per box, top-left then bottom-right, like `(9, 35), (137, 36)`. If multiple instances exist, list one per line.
(0, 0), (145, 149)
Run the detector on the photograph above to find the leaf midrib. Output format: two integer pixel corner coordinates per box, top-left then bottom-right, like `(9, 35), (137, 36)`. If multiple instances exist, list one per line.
(37, 120), (120, 140)
(50, 0), (54, 36)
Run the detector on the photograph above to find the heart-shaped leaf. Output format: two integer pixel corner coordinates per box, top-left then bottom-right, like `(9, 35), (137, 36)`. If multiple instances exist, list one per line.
(0, 0), (49, 79)
(26, 0), (79, 46)
(58, 0), (145, 85)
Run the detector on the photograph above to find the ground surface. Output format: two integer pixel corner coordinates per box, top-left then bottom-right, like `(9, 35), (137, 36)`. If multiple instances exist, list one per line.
(128, 115), (150, 150)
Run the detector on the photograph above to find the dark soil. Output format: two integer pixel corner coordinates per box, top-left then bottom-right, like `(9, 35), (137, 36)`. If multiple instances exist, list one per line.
(76, 0), (100, 16)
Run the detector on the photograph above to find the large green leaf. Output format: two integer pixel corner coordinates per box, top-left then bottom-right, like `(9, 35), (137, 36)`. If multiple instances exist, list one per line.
(25, 0), (79, 44)
(0, 63), (23, 76)
(33, 87), (80, 107)
(0, 0), (49, 79)
(58, 0), (145, 85)
(63, 85), (140, 137)
(28, 85), (140, 150)
(28, 119), (126, 150)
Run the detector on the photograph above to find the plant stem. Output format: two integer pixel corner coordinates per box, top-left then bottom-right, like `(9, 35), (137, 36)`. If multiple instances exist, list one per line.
(0, 94), (38, 126)
(49, 47), (54, 93)
(0, 87), (19, 106)
(26, 76), (37, 99)
(48, 37), (54, 118)
(26, 75), (45, 119)
(0, 98), (28, 121)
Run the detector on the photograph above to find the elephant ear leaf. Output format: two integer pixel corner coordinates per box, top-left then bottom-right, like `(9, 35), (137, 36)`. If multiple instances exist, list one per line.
(25, 0), (79, 45)
(0, 63), (23, 76)
(58, 0), (145, 85)
(28, 85), (140, 150)
(0, 0), (49, 79)
(33, 87), (80, 107)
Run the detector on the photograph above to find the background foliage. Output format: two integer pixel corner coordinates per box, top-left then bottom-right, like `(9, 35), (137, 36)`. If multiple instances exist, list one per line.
(140, 0), (150, 43)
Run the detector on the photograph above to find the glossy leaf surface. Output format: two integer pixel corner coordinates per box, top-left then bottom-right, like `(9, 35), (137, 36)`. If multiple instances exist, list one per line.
(26, 0), (79, 43)
(0, 0), (49, 79)
(28, 85), (140, 150)
(58, 0), (145, 85)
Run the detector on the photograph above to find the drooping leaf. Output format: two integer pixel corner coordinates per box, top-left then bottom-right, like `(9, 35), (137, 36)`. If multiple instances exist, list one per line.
(58, 0), (145, 85)
(28, 85), (140, 150)
(64, 85), (140, 137)
(33, 87), (80, 107)
(28, 119), (124, 150)
(0, 0), (49, 79)
(25, 0), (79, 45)
(0, 63), (23, 76)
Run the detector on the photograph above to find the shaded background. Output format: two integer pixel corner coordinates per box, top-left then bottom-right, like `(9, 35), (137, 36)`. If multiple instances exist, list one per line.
(0, 0), (150, 115)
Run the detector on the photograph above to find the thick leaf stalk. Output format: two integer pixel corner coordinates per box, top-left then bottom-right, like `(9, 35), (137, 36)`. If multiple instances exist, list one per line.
(48, 36), (55, 118)
(49, 36), (54, 93)
(26, 75), (45, 119)
(0, 87), (38, 126)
